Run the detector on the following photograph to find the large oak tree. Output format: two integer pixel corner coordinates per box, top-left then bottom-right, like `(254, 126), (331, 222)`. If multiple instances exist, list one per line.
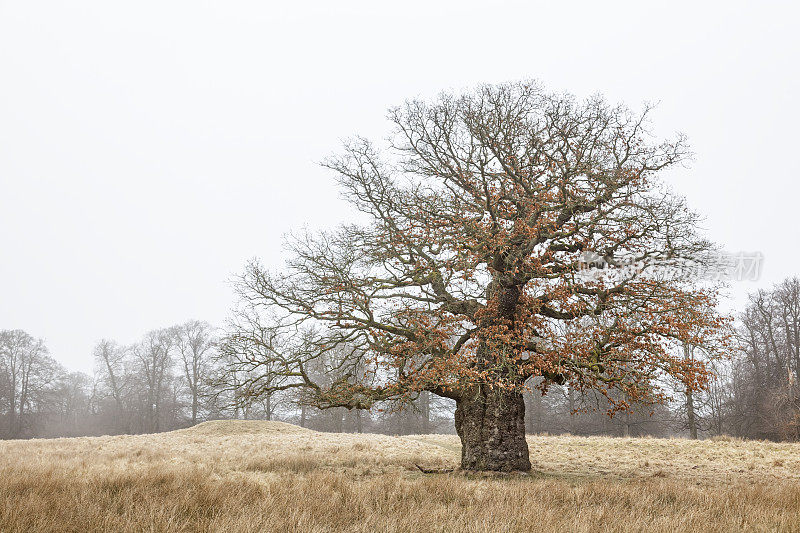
(226, 82), (728, 471)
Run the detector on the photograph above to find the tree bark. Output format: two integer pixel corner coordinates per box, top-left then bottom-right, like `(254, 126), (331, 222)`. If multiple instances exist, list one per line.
(567, 387), (576, 433)
(454, 386), (531, 472)
(191, 393), (198, 425)
(686, 388), (698, 439)
(420, 390), (431, 434)
(683, 342), (698, 439)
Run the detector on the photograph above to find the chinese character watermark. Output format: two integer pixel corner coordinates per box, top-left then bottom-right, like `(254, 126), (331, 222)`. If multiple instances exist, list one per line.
(576, 251), (763, 282)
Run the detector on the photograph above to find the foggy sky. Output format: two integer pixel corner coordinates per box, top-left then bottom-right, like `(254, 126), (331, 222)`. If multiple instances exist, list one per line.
(1, 1), (798, 373)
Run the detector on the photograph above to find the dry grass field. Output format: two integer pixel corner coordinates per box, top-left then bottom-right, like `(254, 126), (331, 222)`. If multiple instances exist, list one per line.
(2, 421), (800, 532)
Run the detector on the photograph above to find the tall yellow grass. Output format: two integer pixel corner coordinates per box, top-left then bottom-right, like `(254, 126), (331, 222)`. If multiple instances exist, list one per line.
(2, 421), (799, 532)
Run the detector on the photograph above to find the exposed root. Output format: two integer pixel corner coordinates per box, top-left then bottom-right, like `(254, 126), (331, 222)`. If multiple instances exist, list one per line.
(413, 463), (455, 474)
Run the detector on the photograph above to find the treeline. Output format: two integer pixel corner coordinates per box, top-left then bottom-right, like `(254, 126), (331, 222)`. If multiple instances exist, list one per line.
(0, 321), (453, 439)
(4, 277), (800, 441)
(0, 322), (220, 439)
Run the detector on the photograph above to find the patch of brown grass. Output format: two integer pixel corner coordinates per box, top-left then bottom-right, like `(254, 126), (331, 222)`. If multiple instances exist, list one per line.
(2, 421), (800, 531)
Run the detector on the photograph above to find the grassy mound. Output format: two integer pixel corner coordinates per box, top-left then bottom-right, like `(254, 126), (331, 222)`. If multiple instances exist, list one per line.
(175, 419), (312, 436)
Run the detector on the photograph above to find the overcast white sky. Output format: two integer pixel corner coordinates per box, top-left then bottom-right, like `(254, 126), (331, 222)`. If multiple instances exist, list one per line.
(1, 1), (798, 373)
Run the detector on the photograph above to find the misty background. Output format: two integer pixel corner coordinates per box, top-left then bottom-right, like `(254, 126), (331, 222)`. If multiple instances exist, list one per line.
(1, 0), (798, 376)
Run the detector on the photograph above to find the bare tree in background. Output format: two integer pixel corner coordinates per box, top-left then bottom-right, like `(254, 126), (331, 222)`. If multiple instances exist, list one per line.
(93, 339), (131, 432)
(174, 320), (215, 425)
(0, 330), (60, 438)
(133, 329), (175, 433)
(47, 371), (94, 437)
(727, 278), (800, 440)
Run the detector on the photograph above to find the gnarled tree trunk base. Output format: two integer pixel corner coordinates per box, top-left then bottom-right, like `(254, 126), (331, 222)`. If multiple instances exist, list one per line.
(454, 386), (531, 472)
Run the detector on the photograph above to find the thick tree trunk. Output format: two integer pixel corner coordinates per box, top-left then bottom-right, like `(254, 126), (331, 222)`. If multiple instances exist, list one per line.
(454, 386), (531, 472)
